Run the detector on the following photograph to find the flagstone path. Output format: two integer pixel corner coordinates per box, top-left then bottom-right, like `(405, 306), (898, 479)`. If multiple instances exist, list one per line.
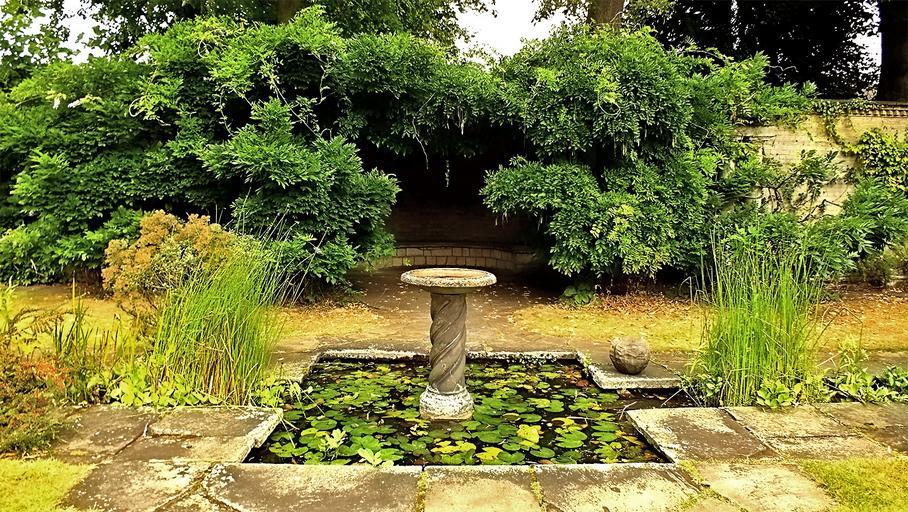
(49, 400), (908, 512)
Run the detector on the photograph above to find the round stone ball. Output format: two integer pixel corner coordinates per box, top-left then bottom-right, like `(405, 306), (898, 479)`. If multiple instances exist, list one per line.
(609, 336), (651, 375)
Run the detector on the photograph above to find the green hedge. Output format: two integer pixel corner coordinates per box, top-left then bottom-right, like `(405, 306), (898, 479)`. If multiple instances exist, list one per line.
(0, 8), (903, 287)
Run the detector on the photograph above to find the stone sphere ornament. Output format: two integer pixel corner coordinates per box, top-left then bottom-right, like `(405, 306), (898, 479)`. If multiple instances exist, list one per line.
(401, 268), (496, 420)
(609, 336), (651, 375)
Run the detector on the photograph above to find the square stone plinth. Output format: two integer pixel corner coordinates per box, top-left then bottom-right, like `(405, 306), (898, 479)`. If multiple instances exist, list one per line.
(423, 466), (542, 512)
(534, 463), (698, 512)
(583, 359), (681, 390)
(696, 463), (835, 512)
(204, 463), (420, 512)
(64, 460), (209, 512)
(726, 406), (846, 438)
(627, 408), (775, 462)
(149, 407), (281, 447)
(53, 405), (158, 463)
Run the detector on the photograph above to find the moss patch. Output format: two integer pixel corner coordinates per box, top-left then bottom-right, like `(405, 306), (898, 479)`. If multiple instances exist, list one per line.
(0, 458), (91, 512)
(801, 457), (908, 512)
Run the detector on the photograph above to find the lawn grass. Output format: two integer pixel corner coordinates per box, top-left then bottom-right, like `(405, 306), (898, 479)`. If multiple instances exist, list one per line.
(10, 283), (908, 353)
(513, 293), (703, 352)
(801, 457), (908, 512)
(0, 458), (91, 512)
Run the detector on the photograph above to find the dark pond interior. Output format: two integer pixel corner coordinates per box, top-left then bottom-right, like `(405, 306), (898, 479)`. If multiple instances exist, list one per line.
(248, 359), (689, 466)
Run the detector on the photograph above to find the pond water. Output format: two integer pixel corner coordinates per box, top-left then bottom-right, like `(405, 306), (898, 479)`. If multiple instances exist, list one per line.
(248, 359), (688, 466)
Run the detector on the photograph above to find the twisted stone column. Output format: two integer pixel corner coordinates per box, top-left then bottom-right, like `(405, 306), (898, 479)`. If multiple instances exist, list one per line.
(401, 268), (496, 420)
(428, 293), (467, 393)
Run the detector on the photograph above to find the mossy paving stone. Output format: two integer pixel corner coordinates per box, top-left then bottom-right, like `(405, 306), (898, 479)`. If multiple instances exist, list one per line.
(63, 460), (210, 512)
(626, 408), (775, 462)
(695, 463), (835, 512)
(161, 493), (230, 512)
(52, 405), (159, 463)
(423, 465), (542, 512)
(115, 435), (256, 463)
(861, 426), (908, 452)
(203, 463), (420, 512)
(725, 406), (846, 438)
(764, 434), (893, 459)
(149, 407), (282, 447)
(814, 402), (908, 430)
(582, 359), (680, 390)
(533, 463), (699, 512)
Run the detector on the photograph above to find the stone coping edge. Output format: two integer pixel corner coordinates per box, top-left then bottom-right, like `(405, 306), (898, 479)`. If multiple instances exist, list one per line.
(280, 348), (682, 391)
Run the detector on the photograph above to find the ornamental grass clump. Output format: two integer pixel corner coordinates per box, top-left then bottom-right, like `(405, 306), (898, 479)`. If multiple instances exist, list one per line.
(150, 245), (284, 404)
(692, 239), (825, 406)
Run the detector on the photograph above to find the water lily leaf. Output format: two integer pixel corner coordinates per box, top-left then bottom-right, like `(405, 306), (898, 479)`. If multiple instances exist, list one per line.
(496, 451), (525, 464)
(311, 418), (338, 431)
(520, 413), (542, 422)
(530, 447), (556, 459)
(476, 431), (504, 443)
(555, 439), (583, 449)
(517, 424), (541, 444)
(476, 447), (503, 462)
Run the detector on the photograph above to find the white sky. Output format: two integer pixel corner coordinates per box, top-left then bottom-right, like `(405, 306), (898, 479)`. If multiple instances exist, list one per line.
(458, 0), (565, 56)
(57, 0), (878, 64)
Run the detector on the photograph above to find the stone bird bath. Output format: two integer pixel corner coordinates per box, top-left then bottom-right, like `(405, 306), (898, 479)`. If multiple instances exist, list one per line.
(401, 268), (497, 420)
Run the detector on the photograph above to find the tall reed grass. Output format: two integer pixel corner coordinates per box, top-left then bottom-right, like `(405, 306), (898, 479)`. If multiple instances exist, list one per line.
(693, 239), (825, 406)
(150, 245), (284, 404)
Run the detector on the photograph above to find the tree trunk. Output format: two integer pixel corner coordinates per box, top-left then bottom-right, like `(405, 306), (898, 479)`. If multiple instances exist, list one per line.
(588, 0), (625, 27)
(274, 0), (304, 24)
(877, 0), (908, 101)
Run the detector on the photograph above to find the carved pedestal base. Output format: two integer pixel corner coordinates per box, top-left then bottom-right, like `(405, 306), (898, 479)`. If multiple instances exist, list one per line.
(419, 384), (473, 420)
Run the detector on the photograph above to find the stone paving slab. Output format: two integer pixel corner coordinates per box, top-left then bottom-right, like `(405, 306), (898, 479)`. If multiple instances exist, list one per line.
(765, 434), (894, 459)
(64, 460), (209, 512)
(53, 405), (158, 463)
(533, 463), (699, 512)
(695, 463), (835, 512)
(815, 402), (908, 429)
(116, 434), (256, 462)
(726, 406), (847, 438)
(423, 465), (541, 512)
(204, 463), (420, 512)
(149, 407), (282, 447)
(864, 426), (908, 452)
(627, 408), (776, 462)
(161, 493), (229, 512)
(272, 350), (320, 381)
(683, 495), (741, 512)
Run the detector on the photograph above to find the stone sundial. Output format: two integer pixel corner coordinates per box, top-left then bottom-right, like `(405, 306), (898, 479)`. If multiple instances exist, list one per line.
(401, 267), (497, 420)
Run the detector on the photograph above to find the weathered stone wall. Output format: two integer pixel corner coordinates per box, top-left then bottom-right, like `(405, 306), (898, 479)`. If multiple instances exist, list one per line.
(738, 105), (908, 209)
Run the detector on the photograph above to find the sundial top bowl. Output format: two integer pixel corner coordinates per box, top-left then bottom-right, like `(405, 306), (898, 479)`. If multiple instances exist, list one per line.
(400, 268), (496, 420)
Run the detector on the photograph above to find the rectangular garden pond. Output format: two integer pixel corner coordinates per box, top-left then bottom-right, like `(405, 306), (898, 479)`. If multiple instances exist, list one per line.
(248, 358), (689, 466)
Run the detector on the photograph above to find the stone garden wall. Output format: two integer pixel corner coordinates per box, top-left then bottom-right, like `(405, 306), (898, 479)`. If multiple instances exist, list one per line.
(378, 104), (908, 272)
(738, 104), (908, 209)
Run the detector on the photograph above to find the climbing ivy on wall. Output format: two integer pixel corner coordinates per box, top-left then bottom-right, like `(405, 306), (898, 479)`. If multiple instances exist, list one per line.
(853, 129), (908, 192)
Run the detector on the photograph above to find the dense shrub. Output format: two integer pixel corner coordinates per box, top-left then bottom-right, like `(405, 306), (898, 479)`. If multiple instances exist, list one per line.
(0, 7), (903, 288)
(483, 27), (813, 279)
(102, 211), (236, 307)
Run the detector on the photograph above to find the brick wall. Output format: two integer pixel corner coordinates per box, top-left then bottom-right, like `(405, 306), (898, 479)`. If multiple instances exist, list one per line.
(371, 244), (543, 273)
